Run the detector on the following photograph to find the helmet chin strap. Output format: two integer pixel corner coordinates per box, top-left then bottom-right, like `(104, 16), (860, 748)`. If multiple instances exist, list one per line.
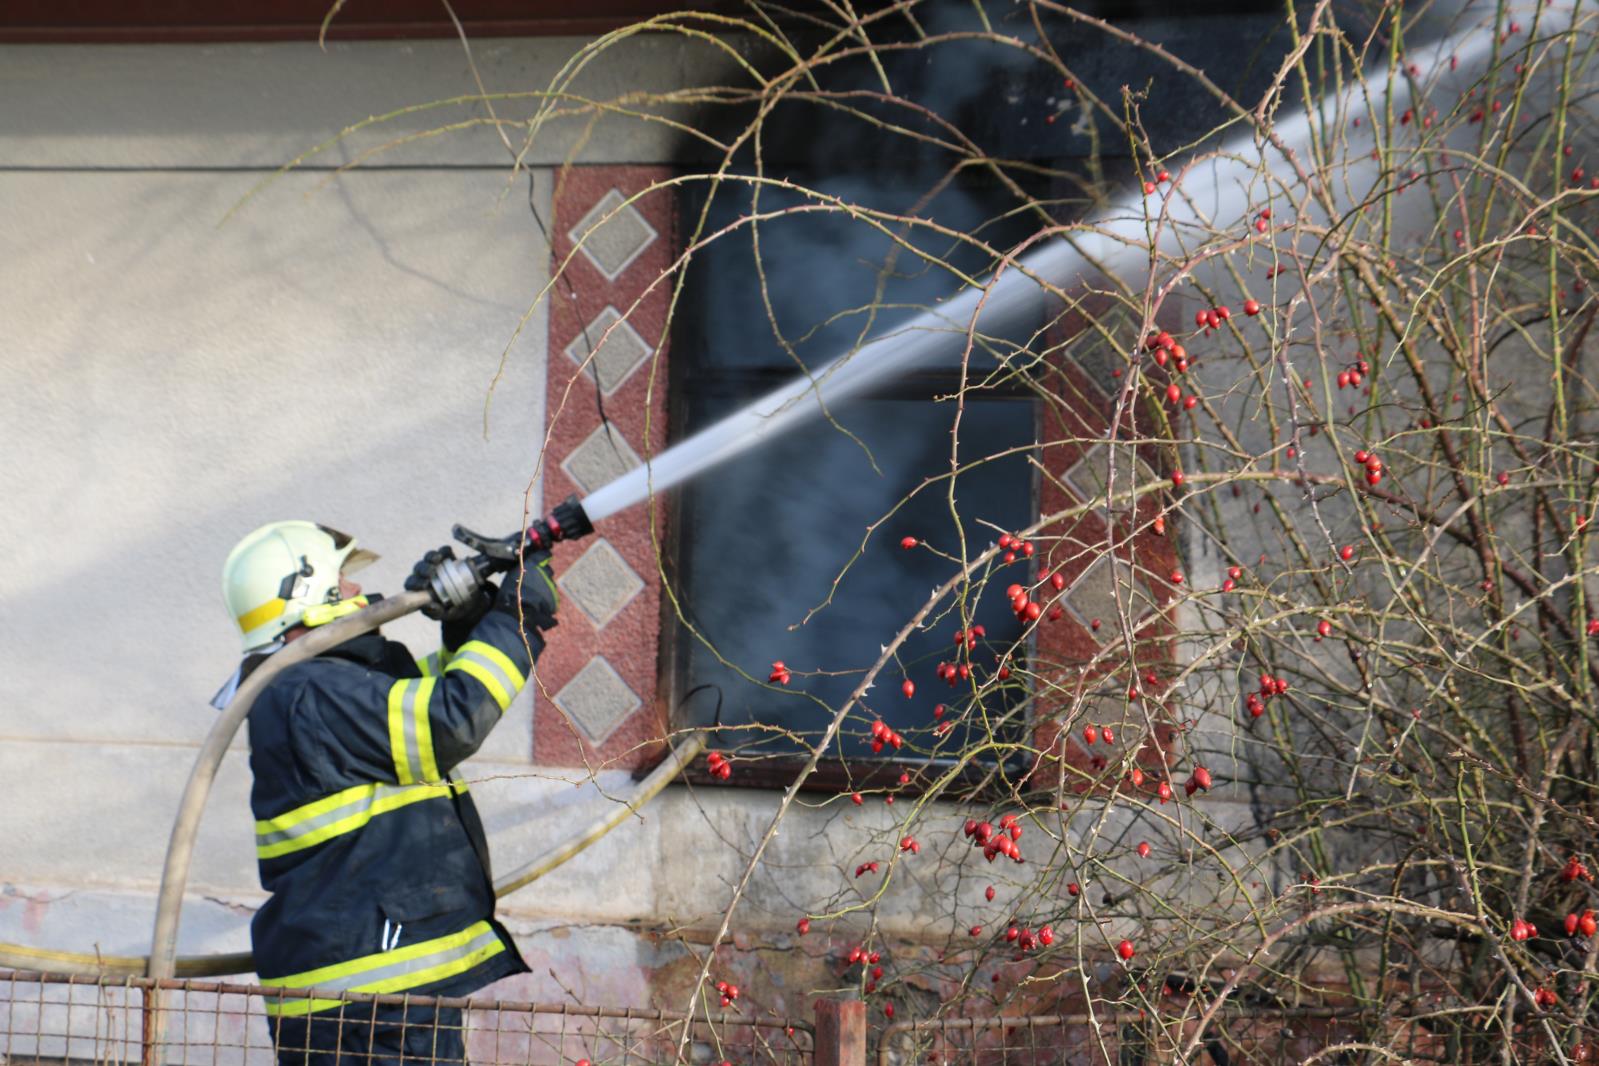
(210, 638), (286, 711)
(212, 594), (375, 711)
(300, 594), (371, 628)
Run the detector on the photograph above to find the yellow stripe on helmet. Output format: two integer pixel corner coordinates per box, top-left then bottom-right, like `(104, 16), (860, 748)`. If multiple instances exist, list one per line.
(236, 598), (286, 634)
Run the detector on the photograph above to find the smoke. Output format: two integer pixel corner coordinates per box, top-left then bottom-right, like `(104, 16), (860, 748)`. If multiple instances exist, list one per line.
(580, 0), (1517, 752)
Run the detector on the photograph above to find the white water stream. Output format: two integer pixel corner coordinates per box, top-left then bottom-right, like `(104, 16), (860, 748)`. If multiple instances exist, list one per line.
(579, 3), (1503, 522)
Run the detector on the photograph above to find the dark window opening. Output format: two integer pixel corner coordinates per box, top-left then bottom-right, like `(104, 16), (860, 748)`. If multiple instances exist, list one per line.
(667, 168), (1051, 792)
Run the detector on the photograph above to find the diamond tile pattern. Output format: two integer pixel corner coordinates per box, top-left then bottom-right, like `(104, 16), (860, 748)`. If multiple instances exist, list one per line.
(565, 306), (653, 395)
(554, 655), (641, 744)
(568, 188), (658, 280)
(1061, 554), (1152, 633)
(1067, 343), (1124, 401)
(558, 538), (644, 628)
(1063, 443), (1155, 505)
(562, 423), (642, 496)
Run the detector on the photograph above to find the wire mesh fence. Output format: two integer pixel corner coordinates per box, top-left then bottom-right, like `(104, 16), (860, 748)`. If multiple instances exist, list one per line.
(0, 971), (813, 1066)
(875, 1009), (1359, 1066)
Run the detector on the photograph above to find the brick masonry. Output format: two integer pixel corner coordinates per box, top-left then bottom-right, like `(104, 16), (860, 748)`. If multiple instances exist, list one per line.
(538, 167), (674, 769)
(1030, 296), (1181, 790)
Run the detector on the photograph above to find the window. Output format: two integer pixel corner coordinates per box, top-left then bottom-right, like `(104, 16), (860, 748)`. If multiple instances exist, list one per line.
(668, 167), (1051, 790)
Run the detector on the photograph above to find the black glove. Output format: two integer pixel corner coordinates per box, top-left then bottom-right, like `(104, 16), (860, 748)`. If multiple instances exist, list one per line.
(404, 545), (489, 623)
(441, 580), (497, 651)
(493, 555), (559, 632)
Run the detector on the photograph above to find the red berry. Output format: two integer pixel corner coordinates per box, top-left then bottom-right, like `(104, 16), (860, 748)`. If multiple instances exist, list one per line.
(1339, 545), (1355, 561)
(1171, 470), (1185, 488)
(1191, 766), (1213, 791)
(1243, 299), (1261, 316)
(1136, 841), (1150, 858)
(1083, 725), (1099, 746)
(796, 917), (810, 935)
(902, 679), (915, 699)
(1067, 882), (1080, 896)
(1117, 939), (1135, 961)
(1316, 619), (1332, 639)
(1166, 383), (1182, 404)
(900, 536), (917, 550)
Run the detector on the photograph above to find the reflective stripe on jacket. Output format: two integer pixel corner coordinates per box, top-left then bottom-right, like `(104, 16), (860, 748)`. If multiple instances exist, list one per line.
(246, 609), (541, 1008)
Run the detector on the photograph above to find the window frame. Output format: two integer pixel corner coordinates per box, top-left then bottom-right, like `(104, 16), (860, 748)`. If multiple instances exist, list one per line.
(656, 332), (1048, 798)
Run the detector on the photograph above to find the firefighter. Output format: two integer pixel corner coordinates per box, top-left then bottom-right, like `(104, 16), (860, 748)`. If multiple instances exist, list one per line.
(219, 520), (557, 1066)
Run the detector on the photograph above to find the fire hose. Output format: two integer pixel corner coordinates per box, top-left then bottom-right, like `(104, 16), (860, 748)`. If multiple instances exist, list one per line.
(0, 498), (707, 980)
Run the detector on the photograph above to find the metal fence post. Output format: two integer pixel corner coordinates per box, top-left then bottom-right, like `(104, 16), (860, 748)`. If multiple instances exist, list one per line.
(140, 985), (162, 1066)
(813, 996), (864, 1066)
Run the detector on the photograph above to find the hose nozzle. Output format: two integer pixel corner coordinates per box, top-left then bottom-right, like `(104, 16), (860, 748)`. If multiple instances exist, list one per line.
(452, 495), (597, 579)
(529, 495), (595, 551)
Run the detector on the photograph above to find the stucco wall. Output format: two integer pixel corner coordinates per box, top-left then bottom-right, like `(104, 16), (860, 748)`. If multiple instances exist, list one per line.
(0, 36), (720, 975)
(0, 32), (1283, 1023)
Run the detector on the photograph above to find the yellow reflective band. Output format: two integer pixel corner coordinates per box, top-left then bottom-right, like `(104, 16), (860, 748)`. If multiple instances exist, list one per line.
(254, 782), (457, 860)
(260, 921), (505, 1017)
(444, 640), (525, 713)
(387, 683), (413, 786)
(414, 676), (439, 783)
(459, 641), (525, 692)
(416, 650), (453, 678)
(387, 678), (439, 784)
(446, 658), (510, 712)
(237, 598), (286, 634)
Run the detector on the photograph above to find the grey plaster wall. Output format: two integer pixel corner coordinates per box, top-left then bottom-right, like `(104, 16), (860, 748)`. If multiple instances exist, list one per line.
(0, 34), (1281, 1001)
(0, 36), (739, 168)
(0, 36), (702, 967)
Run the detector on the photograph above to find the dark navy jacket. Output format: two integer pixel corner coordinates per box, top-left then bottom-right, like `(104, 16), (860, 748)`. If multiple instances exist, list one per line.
(245, 610), (540, 1016)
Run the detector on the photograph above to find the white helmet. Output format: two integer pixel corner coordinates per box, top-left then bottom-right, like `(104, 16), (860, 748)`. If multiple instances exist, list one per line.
(222, 521), (379, 652)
